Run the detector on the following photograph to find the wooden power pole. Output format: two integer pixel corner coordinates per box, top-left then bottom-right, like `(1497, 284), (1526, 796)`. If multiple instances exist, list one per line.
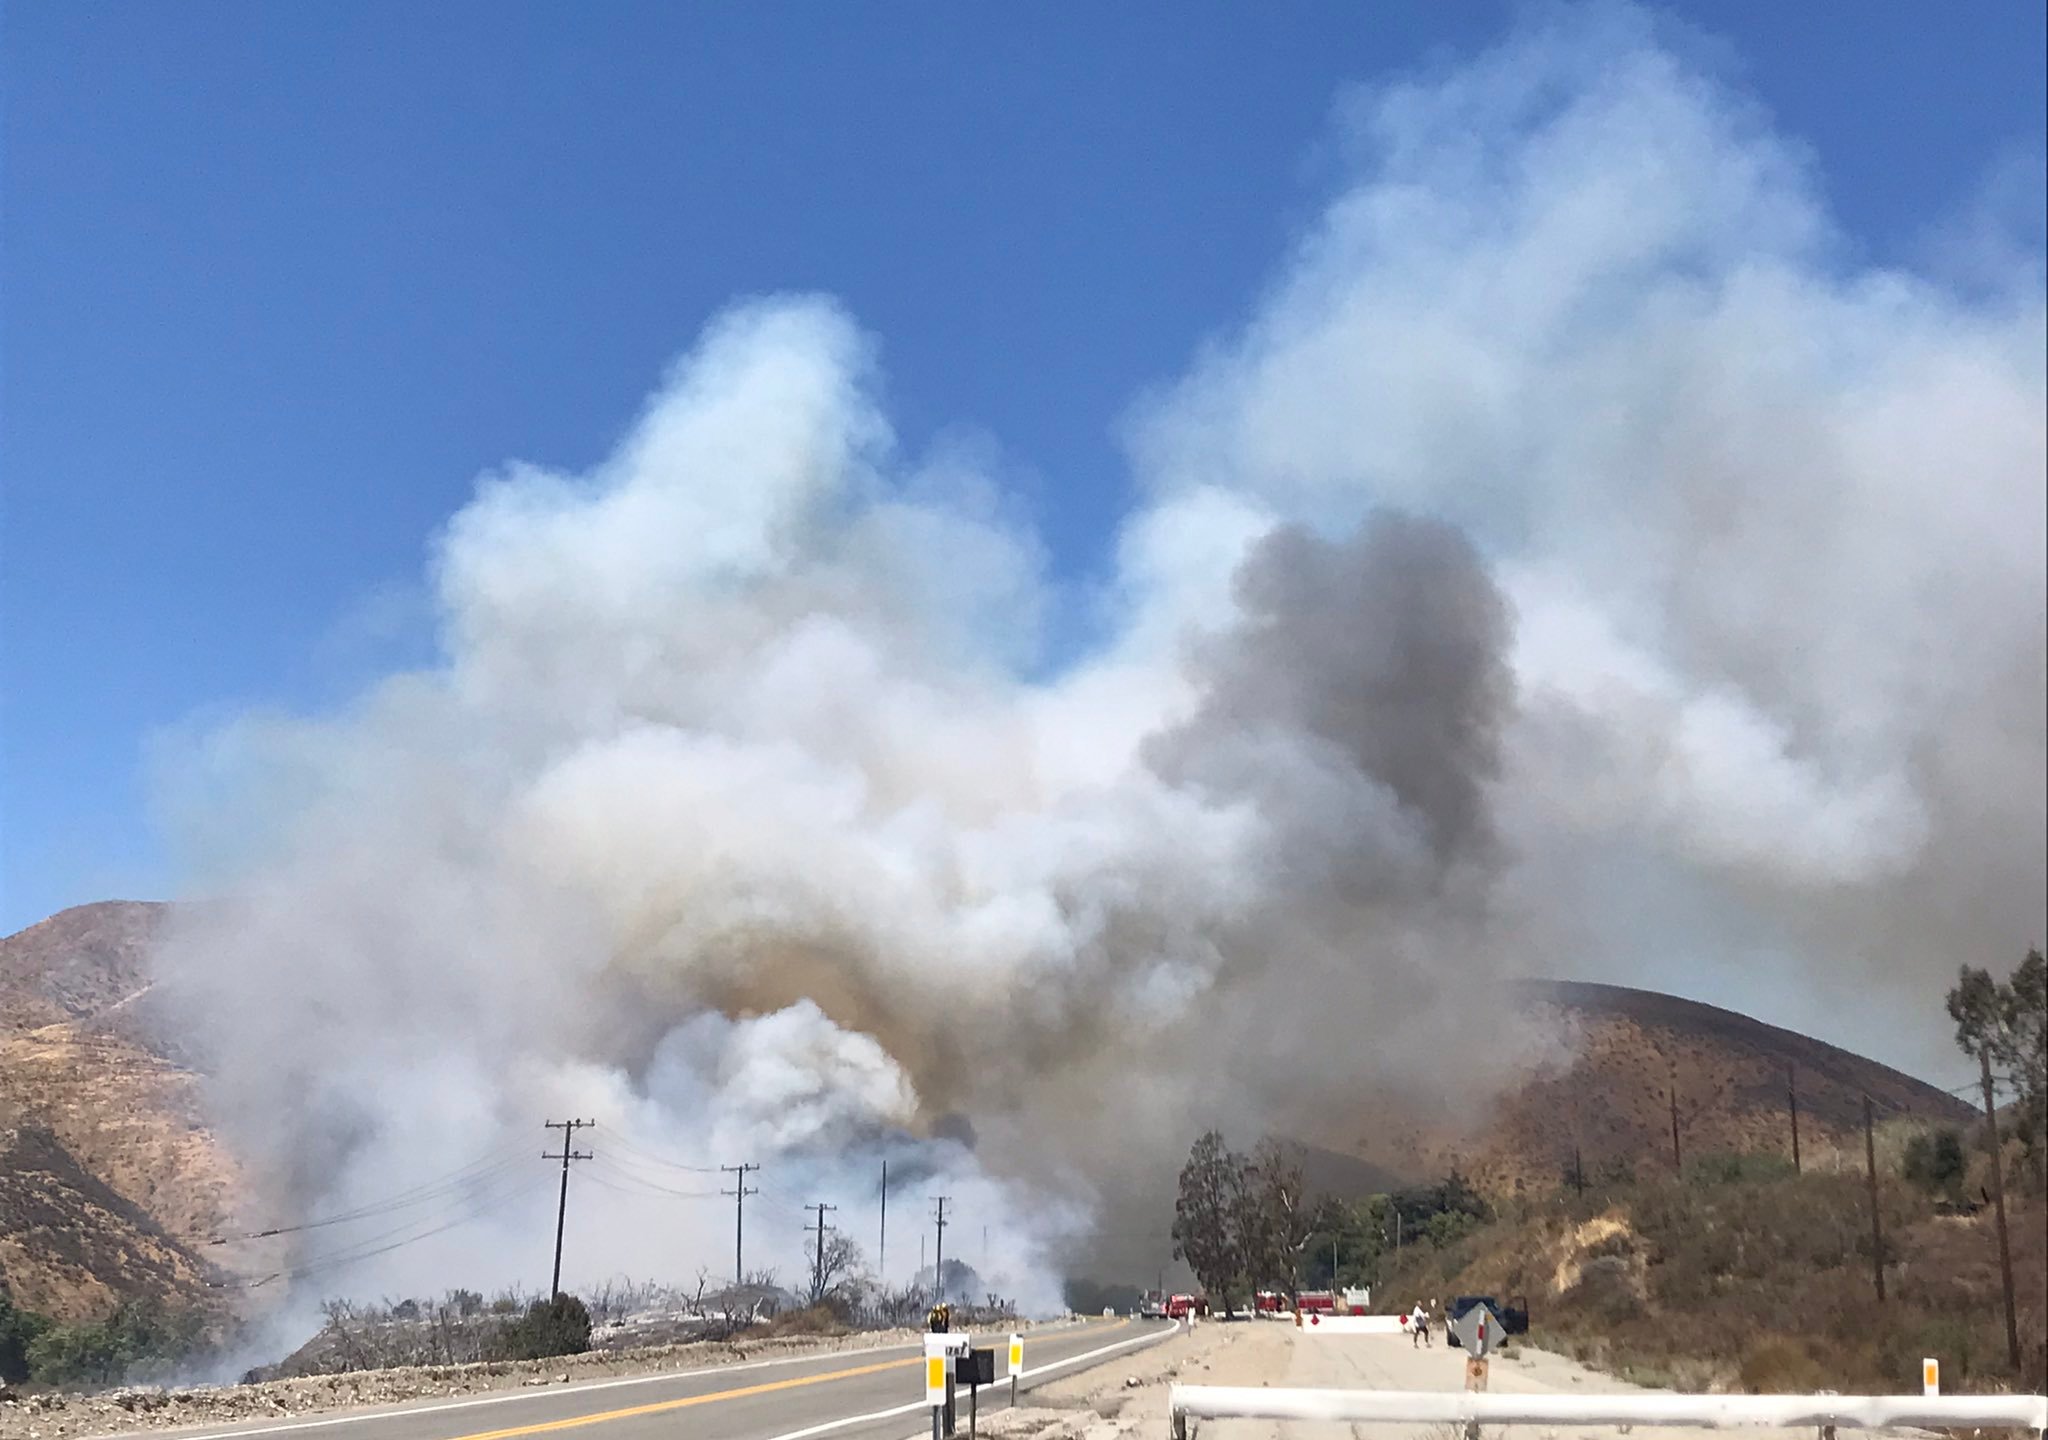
(1977, 1047), (2022, 1372)
(1668, 1083), (1683, 1176)
(542, 1119), (593, 1300)
(1861, 1094), (1884, 1302)
(1787, 1064), (1801, 1174)
(721, 1162), (759, 1289)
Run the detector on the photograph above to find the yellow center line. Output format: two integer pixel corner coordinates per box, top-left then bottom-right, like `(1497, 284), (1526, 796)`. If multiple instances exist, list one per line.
(445, 1356), (918, 1440)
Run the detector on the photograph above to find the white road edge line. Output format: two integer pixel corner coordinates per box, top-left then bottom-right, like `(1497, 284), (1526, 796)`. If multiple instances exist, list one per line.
(758, 1398), (928, 1440)
(130, 1321), (1106, 1440)
(756, 1320), (1182, 1440)
(1013, 1322), (1180, 1389)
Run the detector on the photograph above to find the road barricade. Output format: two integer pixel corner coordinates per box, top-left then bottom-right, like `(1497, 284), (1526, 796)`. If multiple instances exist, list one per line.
(1167, 1384), (2048, 1437)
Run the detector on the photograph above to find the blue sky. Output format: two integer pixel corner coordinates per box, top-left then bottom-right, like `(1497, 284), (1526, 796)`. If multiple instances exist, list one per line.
(3, 2), (2044, 936)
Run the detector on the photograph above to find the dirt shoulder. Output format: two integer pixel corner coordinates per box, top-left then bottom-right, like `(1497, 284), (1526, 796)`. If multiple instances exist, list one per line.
(980, 1319), (1829, 1440)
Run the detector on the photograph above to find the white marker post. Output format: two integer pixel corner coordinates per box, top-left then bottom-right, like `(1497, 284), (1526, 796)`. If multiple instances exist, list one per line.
(1008, 1333), (1023, 1406)
(1922, 1359), (1939, 1398)
(926, 1329), (969, 1436)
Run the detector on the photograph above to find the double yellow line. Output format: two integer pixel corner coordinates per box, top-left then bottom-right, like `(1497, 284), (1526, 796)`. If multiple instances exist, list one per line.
(447, 1355), (919, 1440)
(439, 1316), (1127, 1440)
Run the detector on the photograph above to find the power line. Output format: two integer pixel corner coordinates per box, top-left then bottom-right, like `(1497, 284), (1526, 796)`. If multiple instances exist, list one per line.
(205, 1147), (531, 1244)
(578, 1157), (719, 1200)
(593, 1124), (720, 1173)
(211, 1167), (545, 1290)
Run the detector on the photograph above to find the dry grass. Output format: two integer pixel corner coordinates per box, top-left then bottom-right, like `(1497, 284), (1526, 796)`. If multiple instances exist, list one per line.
(1380, 1165), (2048, 1396)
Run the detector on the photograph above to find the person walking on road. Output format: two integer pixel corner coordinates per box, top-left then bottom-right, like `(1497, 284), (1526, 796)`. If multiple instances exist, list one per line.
(1410, 1301), (1430, 1348)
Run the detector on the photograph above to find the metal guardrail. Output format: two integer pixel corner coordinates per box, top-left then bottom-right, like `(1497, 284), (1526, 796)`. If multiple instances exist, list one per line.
(1168, 1385), (2048, 1435)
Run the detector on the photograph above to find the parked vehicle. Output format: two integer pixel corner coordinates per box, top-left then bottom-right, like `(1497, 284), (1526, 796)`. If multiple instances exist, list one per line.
(1444, 1294), (1529, 1347)
(1140, 1291), (1167, 1319)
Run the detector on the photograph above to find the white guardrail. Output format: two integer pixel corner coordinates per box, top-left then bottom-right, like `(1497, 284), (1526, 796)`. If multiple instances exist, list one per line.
(1168, 1386), (2048, 1435)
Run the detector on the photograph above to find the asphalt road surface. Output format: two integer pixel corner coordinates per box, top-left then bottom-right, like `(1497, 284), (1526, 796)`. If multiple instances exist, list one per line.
(120, 1320), (1177, 1440)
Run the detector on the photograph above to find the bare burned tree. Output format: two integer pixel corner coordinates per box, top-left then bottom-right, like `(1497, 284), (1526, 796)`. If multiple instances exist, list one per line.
(806, 1231), (866, 1306)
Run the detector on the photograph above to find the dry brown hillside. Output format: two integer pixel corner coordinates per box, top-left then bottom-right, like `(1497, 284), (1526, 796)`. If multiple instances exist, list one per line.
(0, 902), (240, 1321)
(1344, 980), (1977, 1196)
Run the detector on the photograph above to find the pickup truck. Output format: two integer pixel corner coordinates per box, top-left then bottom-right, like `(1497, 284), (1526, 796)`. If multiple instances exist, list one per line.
(1444, 1294), (1529, 1347)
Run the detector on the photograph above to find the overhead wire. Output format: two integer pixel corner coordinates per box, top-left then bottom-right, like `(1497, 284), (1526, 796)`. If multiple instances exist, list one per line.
(205, 1146), (531, 1244)
(579, 1155), (720, 1200)
(592, 1124), (720, 1173)
(216, 1165), (548, 1289)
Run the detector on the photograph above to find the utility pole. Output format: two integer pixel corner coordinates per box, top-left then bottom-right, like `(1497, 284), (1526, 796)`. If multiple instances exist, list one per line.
(721, 1163), (759, 1289)
(878, 1159), (888, 1287)
(1861, 1094), (1884, 1302)
(542, 1120), (593, 1299)
(931, 1196), (951, 1302)
(1788, 1064), (1801, 1174)
(1668, 1079), (1683, 1176)
(1977, 1046), (2022, 1371)
(806, 1202), (840, 1303)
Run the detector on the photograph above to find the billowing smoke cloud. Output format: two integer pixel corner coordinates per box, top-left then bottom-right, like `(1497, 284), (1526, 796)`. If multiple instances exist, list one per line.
(152, 4), (2042, 1321)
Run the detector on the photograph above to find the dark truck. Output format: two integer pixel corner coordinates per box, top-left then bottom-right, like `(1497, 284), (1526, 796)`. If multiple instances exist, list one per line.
(1444, 1294), (1529, 1347)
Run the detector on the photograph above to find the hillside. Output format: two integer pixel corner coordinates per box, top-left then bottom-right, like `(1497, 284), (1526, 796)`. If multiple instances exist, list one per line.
(0, 1125), (215, 1321)
(0, 901), (1984, 1328)
(0, 902), (238, 1321)
(1342, 979), (1977, 1197)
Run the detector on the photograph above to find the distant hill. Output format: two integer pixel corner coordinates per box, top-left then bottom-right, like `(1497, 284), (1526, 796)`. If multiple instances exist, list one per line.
(0, 902), (239, 1321)
(0, 901), (1983, 1323)
(1342, 979), (1977, 1197)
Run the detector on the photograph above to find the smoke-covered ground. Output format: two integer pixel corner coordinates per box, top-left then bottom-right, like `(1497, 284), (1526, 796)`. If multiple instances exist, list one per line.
(148, 6), (2043, 1337)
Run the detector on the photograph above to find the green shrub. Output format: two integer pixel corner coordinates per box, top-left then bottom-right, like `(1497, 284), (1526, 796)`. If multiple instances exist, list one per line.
(22, 1301), (210, 1388)
(487, 1296), (592, 1361)
(1901, 1130), (1966, 1195)
(0, 1292), (53, 1385)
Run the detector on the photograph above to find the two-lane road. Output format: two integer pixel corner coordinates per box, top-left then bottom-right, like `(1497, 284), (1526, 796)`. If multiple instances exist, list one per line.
(126, 1320), (1178, 1440)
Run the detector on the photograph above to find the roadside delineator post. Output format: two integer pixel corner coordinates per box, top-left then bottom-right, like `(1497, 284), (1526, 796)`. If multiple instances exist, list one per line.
(1922, 1359), (1939, 1397)
(926, 1331), (968, 1438)
(924, 1345), (947, 1440)
(1009, 1333), (1023, 1406)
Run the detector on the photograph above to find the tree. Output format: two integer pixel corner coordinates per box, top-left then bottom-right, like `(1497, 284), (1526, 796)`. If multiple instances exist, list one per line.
(0, 1292), (51, 1385)
(1950, 950), (2047, 1169)
(806, 1231), (866, 1307)
(1240, 1141), (1318, 1299)
(1901, 1128), (1967, 1198)
(1302, 1198), (1387, 1291)
(1172, 1131), (1248, 1312)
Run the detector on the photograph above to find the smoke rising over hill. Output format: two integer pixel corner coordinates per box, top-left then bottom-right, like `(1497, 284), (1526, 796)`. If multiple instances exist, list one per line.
(150, 6), (2042, 1314)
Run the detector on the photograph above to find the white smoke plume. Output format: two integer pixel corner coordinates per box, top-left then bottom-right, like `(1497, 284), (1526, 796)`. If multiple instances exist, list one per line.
(152, 4), (2042, 1325)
